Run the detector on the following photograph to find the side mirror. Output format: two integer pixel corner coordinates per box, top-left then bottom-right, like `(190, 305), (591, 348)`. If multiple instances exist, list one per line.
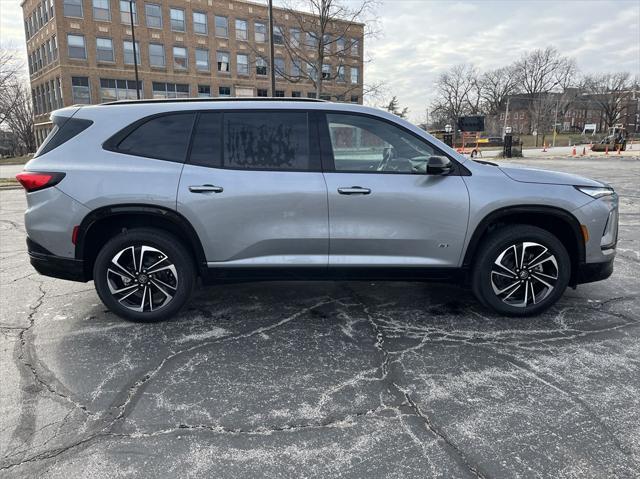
(426, 155), (453, 175)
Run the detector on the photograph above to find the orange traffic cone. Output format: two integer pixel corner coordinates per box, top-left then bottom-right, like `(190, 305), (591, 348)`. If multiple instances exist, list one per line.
(605, 145), (609, 155)
(572, 146), (576, 156)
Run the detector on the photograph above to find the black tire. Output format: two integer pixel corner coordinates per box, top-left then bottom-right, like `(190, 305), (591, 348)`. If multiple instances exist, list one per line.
(471, 225), (571, 317)
(93, 228), (196, 322)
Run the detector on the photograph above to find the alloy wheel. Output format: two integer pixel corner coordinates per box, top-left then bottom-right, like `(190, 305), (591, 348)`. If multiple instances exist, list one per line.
(490, 241), (559, 308)
(106, 245), (178, 313)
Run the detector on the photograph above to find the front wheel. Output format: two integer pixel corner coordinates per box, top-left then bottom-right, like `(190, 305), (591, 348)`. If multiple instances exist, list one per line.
(93, 228), (196, 322)
(471, 225), (571, 316)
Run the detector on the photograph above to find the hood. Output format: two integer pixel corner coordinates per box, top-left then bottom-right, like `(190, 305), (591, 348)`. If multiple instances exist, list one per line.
(499, 165), (605, 187)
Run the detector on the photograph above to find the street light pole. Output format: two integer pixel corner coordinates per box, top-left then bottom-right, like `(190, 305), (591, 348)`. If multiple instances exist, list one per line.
(552, 97), (559, 148)
(502, 97), (510, 138)
(268, 0), (276, 97)
(129, 1), (141, 99)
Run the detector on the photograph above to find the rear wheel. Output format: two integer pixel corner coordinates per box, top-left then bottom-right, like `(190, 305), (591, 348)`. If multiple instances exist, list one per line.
(93, 228), (195, 322)
(472, 225), (571, 316)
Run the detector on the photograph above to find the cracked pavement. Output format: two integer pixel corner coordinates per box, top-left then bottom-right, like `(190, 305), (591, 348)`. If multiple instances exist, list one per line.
(1, 157), (639, 478)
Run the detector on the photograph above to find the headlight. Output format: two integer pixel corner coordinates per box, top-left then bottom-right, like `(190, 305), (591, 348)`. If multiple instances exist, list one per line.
(575, 186), (615, 198)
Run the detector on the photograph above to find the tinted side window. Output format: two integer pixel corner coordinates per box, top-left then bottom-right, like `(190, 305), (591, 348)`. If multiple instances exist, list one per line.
(189, 112), (222, 167)
(326, 113), (435, 174)
(35, 116), (93, 157)
(223, 111), (310, 170)
(117, 113), (195, 162)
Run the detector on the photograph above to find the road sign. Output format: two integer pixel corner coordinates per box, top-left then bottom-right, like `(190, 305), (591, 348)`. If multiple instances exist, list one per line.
(458, 116), (484, 132)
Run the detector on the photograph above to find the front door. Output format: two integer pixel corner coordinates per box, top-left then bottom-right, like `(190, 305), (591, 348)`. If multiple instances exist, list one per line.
(321, 112), (470, 267)
(177, 110), (328, 267)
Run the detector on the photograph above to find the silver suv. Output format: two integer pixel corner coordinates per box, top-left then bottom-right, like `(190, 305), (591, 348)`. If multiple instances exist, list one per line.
(17, 99), (618, 321)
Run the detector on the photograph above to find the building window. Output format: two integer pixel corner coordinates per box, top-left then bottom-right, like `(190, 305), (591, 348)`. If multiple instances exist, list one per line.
(152, 82), (189, 98)
(320, 94), (331, 101)
(149, 43), (165, 67)
(123, 40), (140, 64)
(351, 39), (359, 56)
(256, 57), (267, 76)
(291, 91), (301, 98)
(99, 78), (141, 101)
(350, 95), (359, 103)
(173, 46), (188, 69)
(291, 60), (301, 78)
(237, 54), (248, 75)
(257, 89), (268, 97)
(215, 16), (228, 38)
(217, 51), (230, 72)
(350, 66), (359, 84)
(307, 92), (317, 99)
(71, 76), (90, 103)
(120, 0), (136, 24)
(337, 65), (345, 82)
(52, 34), (58, 59)
(275, 57), (285, 78)
(195, 48), (209, 71)
(255, 22), (266, 43)
(193, 11), (207, 34)
(92, 0), (110, 21)
(290, 28), (300, 48)
(67, 34), (86, 59)
(198, 85), (211, 97)
(219, 86), (231, 97)
(96, 37), (114, 62)
(336, 37), (345, 54)
(306, 63), (317, 81)
(323, 34), (331, 54)
(63, 0), (82, 18)
(275, 90), (285, 97)
(273, 26), (284, 45)
(235, 19), (248, 41)
(305, 32), (318, 50)
(322, 64), (331, 80)
(145, 3), (162, 28)
(170, 8), (185, 31)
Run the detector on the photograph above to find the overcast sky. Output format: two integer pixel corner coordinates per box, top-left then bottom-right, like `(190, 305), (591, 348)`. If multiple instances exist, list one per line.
(2, 0), (639, 121)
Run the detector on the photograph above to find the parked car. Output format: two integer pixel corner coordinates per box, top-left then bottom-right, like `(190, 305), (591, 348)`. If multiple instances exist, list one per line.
(17, 99), (618, 321)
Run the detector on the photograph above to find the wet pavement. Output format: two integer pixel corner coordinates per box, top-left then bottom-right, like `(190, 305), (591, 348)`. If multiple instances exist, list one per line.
(1, 157), (639, 478)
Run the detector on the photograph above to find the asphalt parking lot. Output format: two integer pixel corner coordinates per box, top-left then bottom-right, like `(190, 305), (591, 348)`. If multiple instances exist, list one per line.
(1, 157), (639, 478)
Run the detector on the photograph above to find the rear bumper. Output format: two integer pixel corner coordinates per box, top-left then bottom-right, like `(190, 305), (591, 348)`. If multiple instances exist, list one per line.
(27, 237), (88, 282)
(576, 258), (614, 285)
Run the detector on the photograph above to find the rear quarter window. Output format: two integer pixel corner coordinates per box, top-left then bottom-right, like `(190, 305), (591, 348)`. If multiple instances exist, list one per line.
(113, 113), (196, 162)
(35, 116), (93, 157)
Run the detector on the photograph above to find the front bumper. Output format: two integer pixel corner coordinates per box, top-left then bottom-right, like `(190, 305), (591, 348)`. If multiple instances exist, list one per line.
(576, 257), (614, 285)
(27, 237), (88, 282)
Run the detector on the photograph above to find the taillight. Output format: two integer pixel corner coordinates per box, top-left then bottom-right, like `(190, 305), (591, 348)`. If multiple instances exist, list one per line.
(15, 172), (65, 192)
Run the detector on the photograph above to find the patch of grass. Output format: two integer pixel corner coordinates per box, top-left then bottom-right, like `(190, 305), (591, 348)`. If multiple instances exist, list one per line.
(0, 178), (20, 188)
(0, 155), (32, 165)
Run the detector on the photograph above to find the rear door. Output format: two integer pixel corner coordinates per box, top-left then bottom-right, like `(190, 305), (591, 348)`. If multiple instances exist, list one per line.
(320, 112), (470, 267)
(177, 109), (329, 267)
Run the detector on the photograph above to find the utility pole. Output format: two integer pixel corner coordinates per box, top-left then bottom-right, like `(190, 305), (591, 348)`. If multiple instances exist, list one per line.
(129, 1), (140, 99)
(552, 96), (559, 147)
(268, 0), (276, 97)
(502, 97), (510, 138)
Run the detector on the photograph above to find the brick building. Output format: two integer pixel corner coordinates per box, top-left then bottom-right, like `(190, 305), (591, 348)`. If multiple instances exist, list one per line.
(22, 0), (365, 144)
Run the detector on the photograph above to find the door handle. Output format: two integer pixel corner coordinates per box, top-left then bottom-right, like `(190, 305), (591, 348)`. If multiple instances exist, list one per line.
(189, 184), (223, 193)
(337, 186), (371, 195)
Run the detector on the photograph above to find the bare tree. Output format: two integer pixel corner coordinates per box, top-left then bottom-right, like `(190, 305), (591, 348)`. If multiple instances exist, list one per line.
(384, 95), (409, 118)
(1, 82), (36, 154)
(513, 47), (577, 144)
(584, 72), (633, 129)
(267, 0), (378, 99)
(0, 48), (23, 125)
(430, 63), (479, 132)
(480, 66), (520, 115)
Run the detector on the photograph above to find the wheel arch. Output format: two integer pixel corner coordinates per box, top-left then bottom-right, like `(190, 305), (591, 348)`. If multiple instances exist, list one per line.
(463, 205), (585, 286)
(75, 204), (207, 280)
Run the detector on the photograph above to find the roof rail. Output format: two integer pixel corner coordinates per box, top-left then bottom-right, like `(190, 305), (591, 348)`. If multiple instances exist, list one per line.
(100, 97), (328, 106)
